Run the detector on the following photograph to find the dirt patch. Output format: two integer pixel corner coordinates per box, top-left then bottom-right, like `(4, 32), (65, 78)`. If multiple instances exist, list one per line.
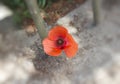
(31, 39), (73, 75)
(23, 0), (86, 35)
(44, 0), (86, 25)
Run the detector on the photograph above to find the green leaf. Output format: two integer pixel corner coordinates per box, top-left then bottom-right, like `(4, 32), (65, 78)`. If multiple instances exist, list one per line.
(38, 0), (47, 8)
(41, 0), (46, 8)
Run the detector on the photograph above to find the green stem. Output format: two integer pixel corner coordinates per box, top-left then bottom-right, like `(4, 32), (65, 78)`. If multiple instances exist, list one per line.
(24, 0), (47, 40)
(92, 0), (101, 26)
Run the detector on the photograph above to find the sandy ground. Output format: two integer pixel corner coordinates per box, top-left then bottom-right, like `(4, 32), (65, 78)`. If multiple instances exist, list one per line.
(0, 0), (120, 84)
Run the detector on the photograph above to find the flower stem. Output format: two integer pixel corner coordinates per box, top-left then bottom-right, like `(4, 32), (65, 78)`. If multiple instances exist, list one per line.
(92, 0), (101, 26)
(24, 0), (47, 40)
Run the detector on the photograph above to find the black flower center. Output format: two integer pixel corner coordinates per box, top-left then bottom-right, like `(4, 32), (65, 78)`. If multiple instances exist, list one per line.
(56, 39), (64, 46)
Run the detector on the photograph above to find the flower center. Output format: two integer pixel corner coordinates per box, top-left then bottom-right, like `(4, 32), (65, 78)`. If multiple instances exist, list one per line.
(57, 39), (64, 46)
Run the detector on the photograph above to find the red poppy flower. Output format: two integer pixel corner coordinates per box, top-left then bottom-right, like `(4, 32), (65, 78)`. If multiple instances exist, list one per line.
(42, 26), (78, 58)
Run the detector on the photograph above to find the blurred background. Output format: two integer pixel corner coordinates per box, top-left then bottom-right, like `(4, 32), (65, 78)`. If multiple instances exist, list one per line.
(0, 0), (120, 84)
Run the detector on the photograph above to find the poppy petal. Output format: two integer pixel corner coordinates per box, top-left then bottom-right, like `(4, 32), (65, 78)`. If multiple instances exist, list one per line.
(42, 38), (62, 56)
(48, 26), (68, 40)
(64, 34), (78, 58)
